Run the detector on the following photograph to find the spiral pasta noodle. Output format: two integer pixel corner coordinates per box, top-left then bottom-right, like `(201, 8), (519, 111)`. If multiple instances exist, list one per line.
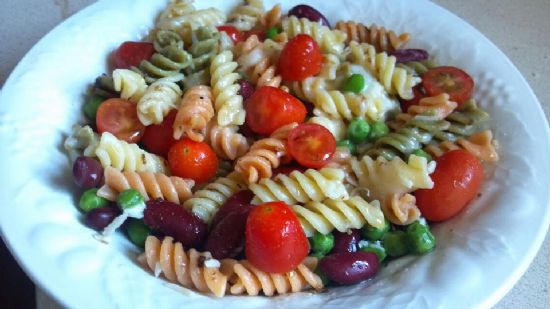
(228, 0), (265, 31)
(385, 193), (420, 225)
(282, 16), (347, 55)
(235, 122), (297, 184)
(336, 21), (410, 52)
(235, 35), (281, 88)
(112, 69), (147, 103)
(97, 166), (194, 204)
(225, 257), (323, 296)
(64, 125), (99, 163)
(289, 76), (327, 103)
(292, 196), (385, 237)
(132, 44), (190, 84)
(424, 130), (499, 162)
(210, 50), (246, 126)
(396, 59), (438, 77)
(153, 29), (184, 51)
(140, 236), (229, 297)
(446, 98), (490, 137)
(393, 93), (458, 125)
(137, 79), (182, 126)
(157, 5), (226, 45)
(260, 3), (282, 29)
(250, 168), (349, 205)
(312, 90), (368, 121)
(173, 85), (214, 141)
(183, 172), (247, 223)
(94, 132), (168, 173)
(204, 121), (249, 160)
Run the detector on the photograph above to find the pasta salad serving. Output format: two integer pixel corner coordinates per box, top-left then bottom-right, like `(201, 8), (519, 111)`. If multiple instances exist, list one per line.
(63, 0), (499, 298)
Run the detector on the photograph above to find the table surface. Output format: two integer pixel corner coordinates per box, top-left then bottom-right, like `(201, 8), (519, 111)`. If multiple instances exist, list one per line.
(0, 0), (548, 308)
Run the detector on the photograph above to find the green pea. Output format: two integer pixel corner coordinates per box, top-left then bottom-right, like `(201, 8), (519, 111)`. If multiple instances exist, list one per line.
(406, 221), (436, 254)
(309, 232), (334, 255)
(382, 230), (409, 258)
(361, 218), (390, 241)
(314, 265), (330, 286)
(359, 240), (387, 262)
(347, 118), (370, 144)
(117, 189), (145, 210)
(78, 188), (109, 213)
(342, 74), (366, 93)
(411, 149), (433, 162)
(82, 95), (105, 121)
(126, 219), (152, 248)
(265, 27), (281, 40)
(310, 251), (326, 260)
(336, 139), (357, 155)
(368, 121), (389, 140)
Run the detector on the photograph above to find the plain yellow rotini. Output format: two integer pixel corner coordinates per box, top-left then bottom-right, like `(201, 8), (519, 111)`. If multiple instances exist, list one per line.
(250, 168), (349, 205)
(224, 257), (323, 296)
(289, 76), (327, 103)
(235, 122), (297, 184)
(64, 125), (99, 163)
(228, 0), (265, 31)
(204, 121), (249, 160)
(292, 196), (385, 237)
(137, 79), (182, 126)
(173, 85), (214, 141)
(282, 16), (347, 54)
(112, 69), (147, 103)
(234, 35), (282, 88)
(97, 166), (194, 204)
(210, 50), (246, 126)
(94, 132), (168, 173)
(336, 20), (410, 52)
(139, 236), (230, 297)
(183, 172), (247, 224)
(424, 130), (499, 162)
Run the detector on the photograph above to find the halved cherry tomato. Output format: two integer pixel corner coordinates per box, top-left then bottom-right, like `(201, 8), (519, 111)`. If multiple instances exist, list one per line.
(141, 110), (178, 157)
(96, 98), (145, 143)
(243, 29), (266, 42)
(287, 123), (336, 169)
(415, 149), (484, 222)
(423, 66), (474, 104)
(245, 201), (309, 273)
(279, 34), (323, 81)
(217, 25), (243, 44)
(245, 86), (307, 135)
(113, 41), (155, 69)
(399, 85), (426, 112)
(167, 138), (218, 184)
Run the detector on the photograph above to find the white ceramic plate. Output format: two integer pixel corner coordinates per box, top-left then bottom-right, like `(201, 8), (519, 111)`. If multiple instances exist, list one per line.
(1, 0), (549, 308)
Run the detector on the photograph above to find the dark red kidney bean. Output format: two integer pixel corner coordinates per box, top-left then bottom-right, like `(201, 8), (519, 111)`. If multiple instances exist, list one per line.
(73, 156), (103, 188)
(238, 79), (255, 101)
(332, 229), (361, 253)
(204, 205), (253, 259)
(210, 190), (254, 228)
(320, 251), (380, 285)
(389, 49), (430, 63)
(288, 4), (331, 28)
(85, 206), (120, 231)
(143, 199), (207, 248)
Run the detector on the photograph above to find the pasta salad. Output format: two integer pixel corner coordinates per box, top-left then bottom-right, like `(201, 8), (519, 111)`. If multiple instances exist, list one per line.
(63, 0), (499, 298)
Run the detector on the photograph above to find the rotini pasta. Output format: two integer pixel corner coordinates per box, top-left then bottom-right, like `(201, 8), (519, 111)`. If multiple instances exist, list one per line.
(393, 93), (458, 125)
(385, 193), (420, 225)
(112, 69), (147, 103)
(228, 0), (265, 31)
(336, 21), (410, 52)
(396, 59), (438, 77)
(292, 196), (385, 237)
(97, 166), (194, 204)
(131, 44), (190, 84)
(137, 79), (182, 126)
(260, 3), (282, 29)
(282, 16), (347, 54)
(173, 85), (214, 141)
(424, 130), (499, 162)
(250, 168), (349, 205)
(64, 125), (99, 163)
(234, 35), (282, 88)
(204, 121), (249, 160)
(210, 50), (246, 126)
(94, 132), (168, 173)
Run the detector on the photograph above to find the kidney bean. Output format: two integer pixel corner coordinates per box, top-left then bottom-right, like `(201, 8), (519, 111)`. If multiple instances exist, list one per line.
(332, 229), (361, 253)
(319, 251), (379, 285)
(389, 49), (430, 63)
(288, 4), (331, 28)
(204, 205), (253, 259)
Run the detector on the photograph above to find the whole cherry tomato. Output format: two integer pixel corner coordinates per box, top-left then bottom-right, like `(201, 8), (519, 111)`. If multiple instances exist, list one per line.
(423, 66), (474, 104)
(245, 201), (309, 273)
(287, 123), (336, 169)
(278, 34), (323, 81)
(217, 25), (243, 44)
(167, 138), (218, 184)
(141, 110), (178, 157)
(415, 149), (484, 222)
(113, 41), (155, 69)
(245, 86), (307, 135)
(96, 98), (145, 143)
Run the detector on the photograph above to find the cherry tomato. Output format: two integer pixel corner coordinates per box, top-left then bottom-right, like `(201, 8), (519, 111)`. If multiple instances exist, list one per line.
(245, 86), (307, 135)
(399, 85), (426, 112)
(243, 29), (266, 42)
(96, 98), (145, 143)
(415, 150), (484, 222)
(279, 34), (323, 81)
(141, 110), (178, 157)
(167, 138), (218, 184)
(217, 25), (243, 44)
(113, 41), (155, 69)
(423, 66), (474, 104)
(245, 201), (309, 273)
(287, 123), (336, 169)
